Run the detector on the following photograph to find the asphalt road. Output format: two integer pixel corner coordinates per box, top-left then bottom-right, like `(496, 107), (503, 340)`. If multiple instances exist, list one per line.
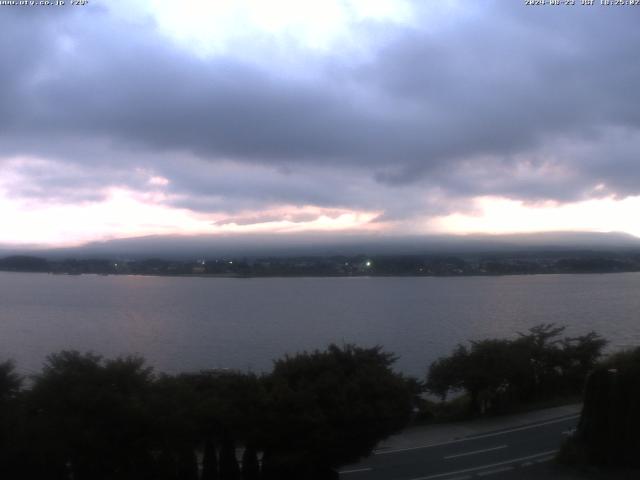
(339, 413), (579, 480)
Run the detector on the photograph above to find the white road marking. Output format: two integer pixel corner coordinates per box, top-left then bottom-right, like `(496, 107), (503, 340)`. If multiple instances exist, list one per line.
(534, 456), (555, 464)
(375, 415), (579, 455)
(339, 467), (373, 474)
(406, 450), (558, 480)
(444, 445), (507, 460)
(477, 466), (514, 476)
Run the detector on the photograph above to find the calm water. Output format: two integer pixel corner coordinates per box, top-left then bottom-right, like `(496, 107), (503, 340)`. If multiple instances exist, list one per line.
(1, 272), (639, 378)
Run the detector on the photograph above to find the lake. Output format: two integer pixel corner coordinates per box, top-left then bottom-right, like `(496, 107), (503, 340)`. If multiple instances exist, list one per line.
(1, 272), (639, 378)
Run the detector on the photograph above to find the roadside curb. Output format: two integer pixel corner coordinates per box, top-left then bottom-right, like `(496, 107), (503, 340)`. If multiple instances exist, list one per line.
(374, 403), (582, 453)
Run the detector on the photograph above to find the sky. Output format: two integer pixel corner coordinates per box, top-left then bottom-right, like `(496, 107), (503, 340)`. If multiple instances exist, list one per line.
(1, 0), (640, 247)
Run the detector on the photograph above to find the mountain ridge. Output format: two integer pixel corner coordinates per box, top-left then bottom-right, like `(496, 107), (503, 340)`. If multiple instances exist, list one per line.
(2, 231), (639, 260)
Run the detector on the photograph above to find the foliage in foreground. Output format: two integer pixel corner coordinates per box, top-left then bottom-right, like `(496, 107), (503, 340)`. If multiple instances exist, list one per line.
(425, 324), (606, 415)
(0, 325), (612, 478)
(560, 347), (640, 469)
(0, 345), (415, 480)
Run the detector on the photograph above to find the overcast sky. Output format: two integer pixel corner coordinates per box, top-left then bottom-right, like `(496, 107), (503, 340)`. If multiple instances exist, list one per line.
(1, 0), (639, 246)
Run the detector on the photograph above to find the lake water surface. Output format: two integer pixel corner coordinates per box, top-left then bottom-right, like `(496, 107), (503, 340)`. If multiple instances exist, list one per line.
(1, 272), (639, 378)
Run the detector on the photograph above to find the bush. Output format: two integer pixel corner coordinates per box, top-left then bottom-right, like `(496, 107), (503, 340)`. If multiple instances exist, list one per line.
(426, 324), (606, 416)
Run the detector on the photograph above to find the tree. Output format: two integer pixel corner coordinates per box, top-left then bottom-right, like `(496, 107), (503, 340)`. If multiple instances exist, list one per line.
(27, 351), (155, 480)
(0, 255), (49, 272)
(464, 339), (525, 414)
(178, 370), (266, 480)
(0, 360), (21, 403)
(241, 444), (260, 480)
(569, 347), (640, 468)
(147, 374), (200, 480)
(261, 344), (414, 478)
(427, 340), (526, 414)
(219, 434), (241, 480)
(0, 360), (24, 478)
(514, 323), (567, 397)
(202, 438), (219, 480)
(559, 332), (607, 392)
(426, 325), (606, 416)
(426, 345), (466, 402)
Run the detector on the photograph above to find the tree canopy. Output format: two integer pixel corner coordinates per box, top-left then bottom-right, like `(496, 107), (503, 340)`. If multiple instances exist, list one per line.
(567, 347), (640, 468)
(426, 324), (606, 415)
(261, 344), (415, 478)
(0, 344), (414, 480)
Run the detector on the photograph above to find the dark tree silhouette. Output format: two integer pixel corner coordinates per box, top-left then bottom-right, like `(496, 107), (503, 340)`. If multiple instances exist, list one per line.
(0, 360), (21, 402)
(426, 324), (606, 415)
(0, 255), (49, 272)
(2, 345), (414, 479)
(425, 346), (466, 402)
(27, 351), (155, 480)
(261, 344), (414, 478)
(241, 444), (260, 480)
(202, 438), (220, 480)
(0, 360), (24, 478)
(148, 374), (200, 479)
(568, 347), (640, 468)
(219, 434), (241, 480)
(177, 447), (198, 480)
(179, 370), (266, 480)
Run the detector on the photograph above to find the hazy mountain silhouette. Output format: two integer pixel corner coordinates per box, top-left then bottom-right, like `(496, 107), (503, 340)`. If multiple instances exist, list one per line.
(4, 231), (639, 260)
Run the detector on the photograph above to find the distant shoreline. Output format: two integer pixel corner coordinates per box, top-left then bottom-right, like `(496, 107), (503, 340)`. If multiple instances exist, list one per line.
(2, 251), (640, 278)
(1, 270), (639, 280)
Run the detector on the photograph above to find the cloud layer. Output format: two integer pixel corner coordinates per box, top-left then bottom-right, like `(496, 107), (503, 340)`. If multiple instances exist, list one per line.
(1, 1), (639, 244)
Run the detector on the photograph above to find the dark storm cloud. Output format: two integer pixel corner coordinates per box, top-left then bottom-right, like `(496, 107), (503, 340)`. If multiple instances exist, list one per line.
(1, 7), (384, 164)
(0, 154), (166, 206)
(361, 3), (640, 190)
(1, 1), (639, 217)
